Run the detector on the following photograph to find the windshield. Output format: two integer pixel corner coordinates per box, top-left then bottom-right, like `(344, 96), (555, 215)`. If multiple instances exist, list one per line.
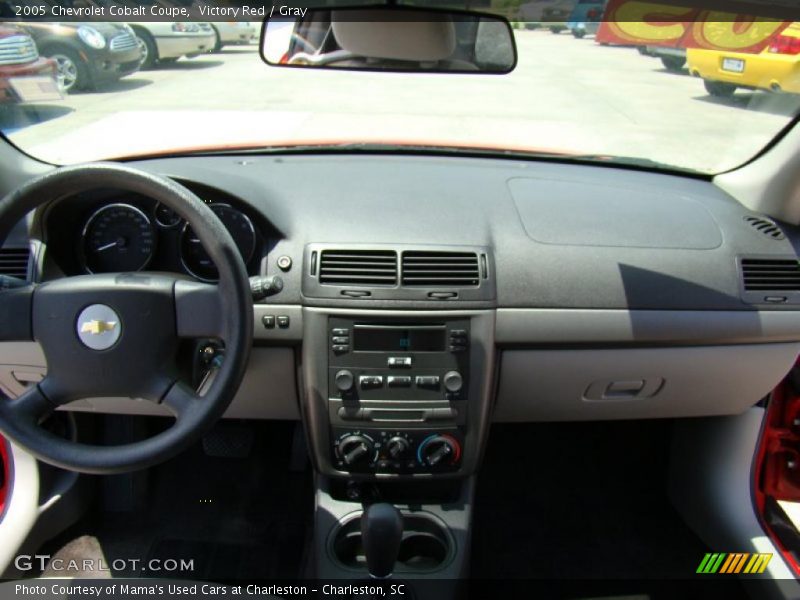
(1, 4), (799, 173)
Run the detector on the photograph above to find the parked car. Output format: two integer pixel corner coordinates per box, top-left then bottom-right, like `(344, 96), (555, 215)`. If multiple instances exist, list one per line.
(129, 21), (217, 69)
(532, 0), (576, 33)
(519, 0), (575, 33)
(19, 22), (140, 93)
(644, 45), (687, 72)
(0, 24), (59, 103)
(567, 0), (606, 38)
(209, 22), (257, 52)
(687, 22), (800, 97)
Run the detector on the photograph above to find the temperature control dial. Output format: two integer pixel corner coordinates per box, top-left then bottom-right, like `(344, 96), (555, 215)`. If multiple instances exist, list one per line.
(417, 434), (462, 468)
(336, 434), (376, 467)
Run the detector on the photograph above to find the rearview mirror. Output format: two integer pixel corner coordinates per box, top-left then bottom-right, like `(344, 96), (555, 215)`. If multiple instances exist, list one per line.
(261, 6), (517, 74)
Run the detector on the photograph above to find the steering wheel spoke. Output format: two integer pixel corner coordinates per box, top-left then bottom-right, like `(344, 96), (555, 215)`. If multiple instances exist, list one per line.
(161, 381), (202, 418)
(175, 280), (225, 339)
(0, 285), (34, 342)
(0, 384), (54, 425)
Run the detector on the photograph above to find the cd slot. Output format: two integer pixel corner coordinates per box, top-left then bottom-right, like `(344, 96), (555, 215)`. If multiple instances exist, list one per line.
(333, 401), (460, 425)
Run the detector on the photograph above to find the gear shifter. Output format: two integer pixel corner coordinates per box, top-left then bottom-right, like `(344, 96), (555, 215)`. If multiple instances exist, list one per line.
(361, 503), (403, 578)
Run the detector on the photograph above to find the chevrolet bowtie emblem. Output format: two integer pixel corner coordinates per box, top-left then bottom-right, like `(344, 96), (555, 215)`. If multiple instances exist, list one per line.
(77, 304), (121, 350)
(80, 319), (118, 335)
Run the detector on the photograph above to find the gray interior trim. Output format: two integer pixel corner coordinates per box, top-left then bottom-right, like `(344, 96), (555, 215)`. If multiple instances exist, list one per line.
(494, 343), (799, 421)
(0, 345), (300, 420)
(253, 305), (303, 342)
(496, 309), (800, 345)
(670, 408), (800, 598)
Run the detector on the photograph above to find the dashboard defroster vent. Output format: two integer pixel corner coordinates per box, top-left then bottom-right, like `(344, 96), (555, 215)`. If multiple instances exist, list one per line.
(741, 258), (800, 292)
(319, 249), (397, 286)
(401, 251), (480, 287)
(744, 216), (785, 240)
(0, 247), (30, 280)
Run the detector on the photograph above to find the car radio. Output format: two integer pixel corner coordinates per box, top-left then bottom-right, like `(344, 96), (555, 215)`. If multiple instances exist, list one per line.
(327, 317), (470, 473)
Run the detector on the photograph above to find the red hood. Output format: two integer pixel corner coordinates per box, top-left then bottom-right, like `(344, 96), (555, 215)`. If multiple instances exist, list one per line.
(112, 138), (579, 162)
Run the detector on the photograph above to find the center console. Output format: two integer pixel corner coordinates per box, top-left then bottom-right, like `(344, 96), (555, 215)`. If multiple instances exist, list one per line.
(301, 307), (495, 594)
(301, 308), (496, 481)
(327, 317), (469, 474)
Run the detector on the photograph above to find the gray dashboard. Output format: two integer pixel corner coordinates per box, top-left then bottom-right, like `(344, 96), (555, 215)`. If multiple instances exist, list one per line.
(3, 152), (800, 426)
(117, 153), (800, 311)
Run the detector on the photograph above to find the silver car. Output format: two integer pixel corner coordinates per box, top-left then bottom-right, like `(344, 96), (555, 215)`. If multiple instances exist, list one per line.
(129, 21), (216, 69)
(210, 22), (257, 52)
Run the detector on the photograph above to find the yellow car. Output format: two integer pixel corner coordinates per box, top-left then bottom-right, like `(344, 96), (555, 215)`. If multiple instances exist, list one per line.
(687, 22), (800, 97)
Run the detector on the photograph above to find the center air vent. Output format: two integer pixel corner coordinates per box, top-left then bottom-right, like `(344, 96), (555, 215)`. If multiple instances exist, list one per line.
(744, 216), (785, 240)
(319, 249), (397, 286)
(741, 258), (800, 291)
(401, 251), (480, 286)
(0, 247), (30, 280)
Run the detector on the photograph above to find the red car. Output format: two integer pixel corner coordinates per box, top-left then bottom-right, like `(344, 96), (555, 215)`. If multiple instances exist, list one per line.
(0, 25), (59, 104)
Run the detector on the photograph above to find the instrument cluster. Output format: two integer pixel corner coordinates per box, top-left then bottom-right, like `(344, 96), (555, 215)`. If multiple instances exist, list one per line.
(44, 186), (267, 282)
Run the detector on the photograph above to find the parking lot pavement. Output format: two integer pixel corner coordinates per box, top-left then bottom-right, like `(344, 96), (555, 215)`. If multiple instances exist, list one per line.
(6, 30), (800, 172)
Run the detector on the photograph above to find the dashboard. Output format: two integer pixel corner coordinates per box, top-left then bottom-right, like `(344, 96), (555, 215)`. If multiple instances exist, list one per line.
(3, 152), (800, 480)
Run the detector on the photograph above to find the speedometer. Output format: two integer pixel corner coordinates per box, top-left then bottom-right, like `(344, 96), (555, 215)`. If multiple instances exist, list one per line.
(81, 203), (156, 273)
(179, 204), (256, 281)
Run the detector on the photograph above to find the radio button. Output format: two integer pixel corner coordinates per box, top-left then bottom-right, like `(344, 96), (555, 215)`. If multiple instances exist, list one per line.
(331, 336), (350, 345)
(387, 356), (412, 368)
(443, 371), (463, 393)
(332, 344), (350, 354)
(387, 375), (412, 387)
(334, 370), (355, 392)
(415, 375), (440, 389)
(359, 375), (384, 389)
(331, 328), (350, 336)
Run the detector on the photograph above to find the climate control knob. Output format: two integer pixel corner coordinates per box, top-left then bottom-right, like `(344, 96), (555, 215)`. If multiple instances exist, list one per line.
(443, 371), (463, 393)
(337, 434), (375, 466)
(385, 436), (410, 459)
(418, 434), (462, 468)
(334, 369), (355, 393)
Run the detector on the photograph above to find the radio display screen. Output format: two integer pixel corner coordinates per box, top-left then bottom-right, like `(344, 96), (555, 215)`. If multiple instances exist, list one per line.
(353, 326), (446, 352)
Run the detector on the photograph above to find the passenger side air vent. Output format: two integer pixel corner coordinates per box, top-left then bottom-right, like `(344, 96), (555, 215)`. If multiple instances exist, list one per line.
(319, 249), (397, 286)
(0, 247), (30, 280)
(401, 251), (480, 286)
(740, 258), (800, 291)
(744, 216), (785, 240)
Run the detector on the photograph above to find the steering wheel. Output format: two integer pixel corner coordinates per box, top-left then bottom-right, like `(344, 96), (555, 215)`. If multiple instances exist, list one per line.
(0, 163), (253, 474)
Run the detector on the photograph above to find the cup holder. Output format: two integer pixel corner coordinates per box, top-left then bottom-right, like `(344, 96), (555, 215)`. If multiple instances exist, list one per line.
(331, 512), (453, 573)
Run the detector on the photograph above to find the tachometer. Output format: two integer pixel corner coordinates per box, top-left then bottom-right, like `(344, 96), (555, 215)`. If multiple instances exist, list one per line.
(81, 203), (156, 273)
(179, 203), (256, 281)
